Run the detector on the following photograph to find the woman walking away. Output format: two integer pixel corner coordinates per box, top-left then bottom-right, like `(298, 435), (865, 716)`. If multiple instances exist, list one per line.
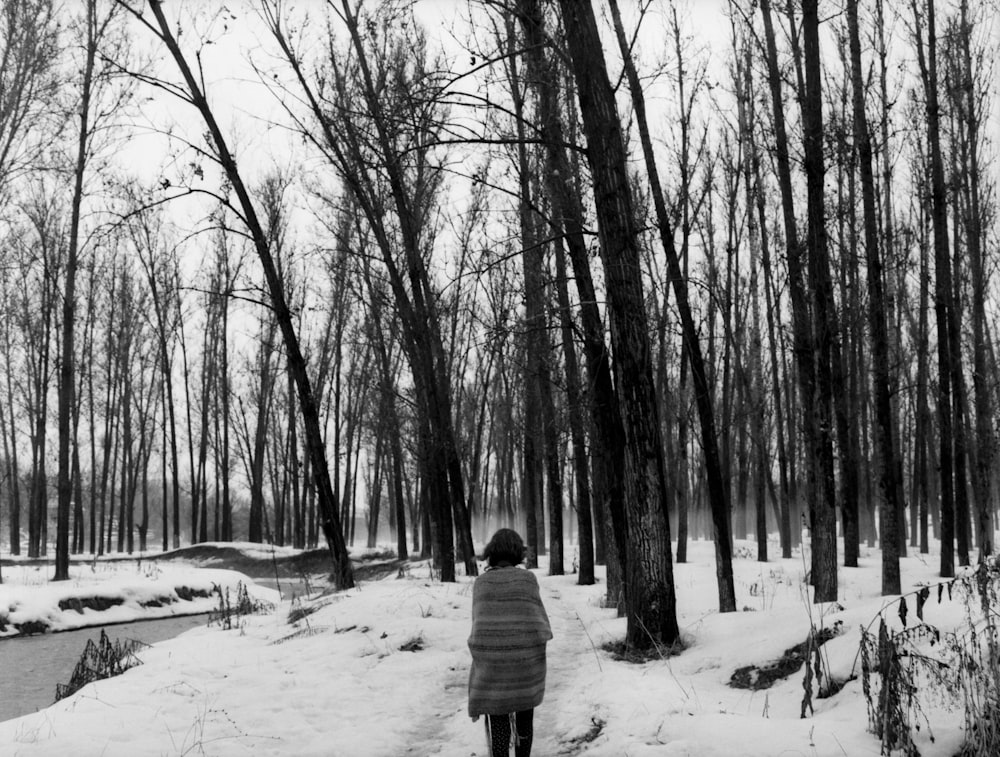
(468, 528), (553, 757)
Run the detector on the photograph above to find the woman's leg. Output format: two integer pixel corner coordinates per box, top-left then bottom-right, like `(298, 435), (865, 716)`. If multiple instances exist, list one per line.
(513, 709), (534, 757)
(487, 713), (511, 755)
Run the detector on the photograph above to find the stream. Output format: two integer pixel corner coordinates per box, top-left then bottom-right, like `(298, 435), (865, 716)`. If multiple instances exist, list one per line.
(0, 576), (317, 724)
(0, 613), (211, 723)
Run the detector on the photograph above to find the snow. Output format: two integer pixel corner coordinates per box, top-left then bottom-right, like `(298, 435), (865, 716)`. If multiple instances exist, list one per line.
(0, 558), (279, 638)
(0, 538), (981, 756)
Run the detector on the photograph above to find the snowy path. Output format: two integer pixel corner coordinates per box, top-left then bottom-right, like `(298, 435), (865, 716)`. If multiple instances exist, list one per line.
(532, 579), (607, 755)
(404, 573), (608, 757)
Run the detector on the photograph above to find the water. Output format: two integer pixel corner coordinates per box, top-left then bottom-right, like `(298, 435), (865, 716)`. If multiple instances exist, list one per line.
(0, 613), (209, 723)
(0, 578), (318, 723)
(256, 577), (315, 601)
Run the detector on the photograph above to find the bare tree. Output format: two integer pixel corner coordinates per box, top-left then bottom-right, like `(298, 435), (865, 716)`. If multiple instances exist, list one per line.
(730, 13), (776, 562)
(361, 251), (408, 559)
(949, 0), (994, 562)
(847, 0), (901, 594)
(0, 0), (59, 564)
(127, 194), (182, 550)
(796, 0), (841, 602)
(0, 0), (58, 200)
(556, 0), (681, 648)
(608, 0), (736, 612)
(58, 0), (107, 574)
(121, 0), (353, 588)
(911, 0), (956, 578)
(757, 0), (824, 572)
(263, 0), (476, 580)
(95, 249), (123, 555)
(511, 0), (623, 595)
(0, 2), (59, 567)
(501, 8), (563, 571)
(18, 186), (64, 558)
(57, 0), (137, 573)
(0, 263), (23, 561)
(245, 289), (277, 544)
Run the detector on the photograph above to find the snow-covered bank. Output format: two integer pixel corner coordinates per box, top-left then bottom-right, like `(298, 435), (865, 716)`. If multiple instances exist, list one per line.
(0, 539), (980, 756)
(0, 556), (279, 637)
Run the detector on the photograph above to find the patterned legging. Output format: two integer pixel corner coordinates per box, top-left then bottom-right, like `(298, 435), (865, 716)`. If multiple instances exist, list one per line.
(486, 710), (534, 757)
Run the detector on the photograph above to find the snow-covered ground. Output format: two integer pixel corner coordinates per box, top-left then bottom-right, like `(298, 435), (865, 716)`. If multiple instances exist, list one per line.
(0, 557), (279, 637)
(0, 538), (980, 756)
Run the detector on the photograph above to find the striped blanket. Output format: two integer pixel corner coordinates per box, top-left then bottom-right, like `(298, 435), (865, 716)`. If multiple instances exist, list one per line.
(468, 567), (553, 718)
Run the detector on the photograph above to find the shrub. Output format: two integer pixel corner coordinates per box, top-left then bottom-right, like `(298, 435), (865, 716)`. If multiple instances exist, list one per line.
(55, 630), (146, 702)
(210, 582), (275, 631)
(859, 558), (1000, 757)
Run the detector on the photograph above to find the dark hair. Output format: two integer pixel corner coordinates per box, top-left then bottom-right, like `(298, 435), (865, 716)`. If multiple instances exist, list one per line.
(483, 528), (525, 567)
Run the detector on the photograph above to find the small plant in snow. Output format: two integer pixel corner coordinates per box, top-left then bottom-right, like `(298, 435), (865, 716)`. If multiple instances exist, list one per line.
(210, 582), (274, 631)
(140, 562), (162, 580)
(287, 597), (319, 625)
(793, 545), (846, 716)
(799, 620), (846, 716)
(399, 634), (425, 652)
(297, 570), (313, 597)
(858, 558), (1000, 757)
(55, 629), (147, 702)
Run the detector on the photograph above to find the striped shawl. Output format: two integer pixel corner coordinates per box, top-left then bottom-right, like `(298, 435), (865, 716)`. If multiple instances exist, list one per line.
(467, 567), (553, 718)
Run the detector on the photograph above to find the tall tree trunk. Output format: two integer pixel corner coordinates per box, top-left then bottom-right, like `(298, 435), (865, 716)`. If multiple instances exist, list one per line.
(510, 34), (562, 572)
(107, 399), (119, 554)
(832, 92), (863, 569)
(2, 305), (21, 556)
(733, 30), (771, 563)
(220, 272), (232, 543)
(743, 63), (792, 558)
(956, 0), (993, 561)
(554, 235), (595, 585)
(947, 132), (971, 566)
(249, 318), (274, 545)
(366, 431), (383, 549)
(847, 0), (901, 594)
(875, 0), (909, 557)
(195, 295), (216, 545)
(800, 0), (840, 602)
(506, 16), (544, 566)
(364, 269), (408, 560)
(56, 0), (98, 580)
(514, 0), (624, 591)
(609, 0), (735, 611)
(28, 309), (51, 559)
(179, 303), (198, 548)
(118, 331), (132, 554)
(96, 280), (120, 556)
(539, 320), (564, 575)
(912, 0), (955, 578)
(760, 0), (825, 578)
(161, 376), (169, 551)
(0, 343), (11, 569)
(557, 0), (681, 648)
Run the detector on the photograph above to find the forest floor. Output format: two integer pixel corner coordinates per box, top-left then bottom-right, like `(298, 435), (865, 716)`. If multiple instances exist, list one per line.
(0, 537), (983, 756)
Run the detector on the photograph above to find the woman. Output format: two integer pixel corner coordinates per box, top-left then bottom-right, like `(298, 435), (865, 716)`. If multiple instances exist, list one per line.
(468, 529), (553, 757)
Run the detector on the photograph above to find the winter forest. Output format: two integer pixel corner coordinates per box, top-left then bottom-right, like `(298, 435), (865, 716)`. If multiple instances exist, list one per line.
(1, 0), (999, 674)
